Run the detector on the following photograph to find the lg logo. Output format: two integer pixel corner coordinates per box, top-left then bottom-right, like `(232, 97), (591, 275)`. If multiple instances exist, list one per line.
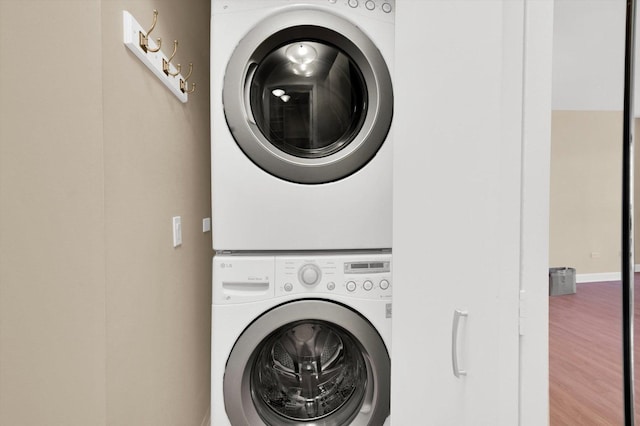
(220, 263), (233, 269)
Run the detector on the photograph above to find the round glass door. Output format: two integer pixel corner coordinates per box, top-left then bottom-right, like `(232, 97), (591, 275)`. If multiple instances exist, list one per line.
(251, 320), (368, 422)
(223, 300), (390, 426)
(223, 9), (393, 184)
(250, 41), (367, 159)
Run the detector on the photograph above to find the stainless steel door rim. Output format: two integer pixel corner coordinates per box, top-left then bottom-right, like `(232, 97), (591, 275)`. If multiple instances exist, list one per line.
(223, 8), (393, 184)
(223, 299), (390, 425)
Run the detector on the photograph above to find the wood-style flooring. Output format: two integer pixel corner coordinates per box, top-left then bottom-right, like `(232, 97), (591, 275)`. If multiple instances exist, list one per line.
(549, 278), (640, 425)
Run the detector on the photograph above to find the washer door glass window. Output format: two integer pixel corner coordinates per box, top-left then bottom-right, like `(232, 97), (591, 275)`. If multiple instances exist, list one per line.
(251, 320), (367, 422)
(222, 300), (390, 425)
(250, 41), (367, 159)
(223, 9), (393, 184)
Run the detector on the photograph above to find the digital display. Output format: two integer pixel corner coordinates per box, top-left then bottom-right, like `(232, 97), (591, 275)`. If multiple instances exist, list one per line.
(345, 261), (390, 273)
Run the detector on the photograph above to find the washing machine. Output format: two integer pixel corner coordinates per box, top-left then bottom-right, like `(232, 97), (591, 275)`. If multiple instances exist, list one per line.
(211, 0), (394, 251)
(211, 252), (392, 425)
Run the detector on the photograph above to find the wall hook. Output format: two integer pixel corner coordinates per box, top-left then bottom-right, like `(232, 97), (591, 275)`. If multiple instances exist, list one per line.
(180, 63), (194, 93)
(139, 9), (162, 53)
(123, 10), (188, 102)
(186, 83), (196, 94)
(163, 40), (181, 77)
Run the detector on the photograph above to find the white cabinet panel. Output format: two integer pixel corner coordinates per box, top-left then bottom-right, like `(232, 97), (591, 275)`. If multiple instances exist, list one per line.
(391, 1), (533, 424)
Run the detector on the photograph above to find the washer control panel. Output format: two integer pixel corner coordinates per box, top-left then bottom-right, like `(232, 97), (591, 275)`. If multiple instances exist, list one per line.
(214, 253), (392, 304)
(275, 253), (391, 299)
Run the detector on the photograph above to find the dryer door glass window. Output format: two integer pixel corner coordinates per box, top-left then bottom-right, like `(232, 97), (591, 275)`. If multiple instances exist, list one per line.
(222, 12), (393, 183)
(250, 41), (367, 159)
(251, 320), (367, 422)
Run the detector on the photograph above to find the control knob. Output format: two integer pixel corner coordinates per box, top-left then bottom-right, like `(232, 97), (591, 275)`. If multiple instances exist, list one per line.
(299, 264), (321, 286)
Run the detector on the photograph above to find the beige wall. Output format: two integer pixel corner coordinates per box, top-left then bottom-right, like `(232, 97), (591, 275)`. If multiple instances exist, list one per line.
(0, 1), (212, 425)
(549, 111), (621, 275)
(548, 111), (640, 276)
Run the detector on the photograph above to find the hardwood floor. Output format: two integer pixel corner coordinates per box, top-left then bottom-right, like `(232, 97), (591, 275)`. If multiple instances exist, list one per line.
(549, 278), (640, 425)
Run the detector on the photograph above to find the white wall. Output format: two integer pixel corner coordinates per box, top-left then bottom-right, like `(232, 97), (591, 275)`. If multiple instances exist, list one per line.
(549, 0), (640, 278)
(552, 0), (625, 111)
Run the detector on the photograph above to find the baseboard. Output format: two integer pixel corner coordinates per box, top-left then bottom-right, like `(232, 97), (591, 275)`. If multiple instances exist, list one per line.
(576, 264), (640, 284)
(200, 406), (210, 426)
(576, 272), (620, 283)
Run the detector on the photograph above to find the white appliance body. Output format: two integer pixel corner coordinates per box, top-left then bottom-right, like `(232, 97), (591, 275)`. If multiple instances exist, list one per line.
(211, 252), (392, 425)
(211, 0), (395, 251)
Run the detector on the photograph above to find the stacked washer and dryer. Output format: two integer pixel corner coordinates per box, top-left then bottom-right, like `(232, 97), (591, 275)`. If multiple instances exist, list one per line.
(210, 1), (394, 424)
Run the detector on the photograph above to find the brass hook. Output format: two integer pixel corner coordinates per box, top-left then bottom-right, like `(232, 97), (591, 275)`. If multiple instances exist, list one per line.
(163, 40), (181, 77)
(180, 63), (194, 93)
(186, 83), (196, 94)
(139, 10), (162, 53)
(183, 63), (193, 81)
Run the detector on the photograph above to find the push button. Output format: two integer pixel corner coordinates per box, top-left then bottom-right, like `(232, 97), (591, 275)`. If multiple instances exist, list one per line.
(348, 0), (359, 8)
(363, 280), (373, 291)
(365, 1), (375, 10)
(382, 2), (392, 13)
(380, 279), (390, 290)
(346, 281), (357, 292)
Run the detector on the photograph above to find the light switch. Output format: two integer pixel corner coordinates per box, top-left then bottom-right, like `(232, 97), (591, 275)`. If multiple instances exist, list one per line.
(203, 217), (211, 233)
(173, 216), (182, 247)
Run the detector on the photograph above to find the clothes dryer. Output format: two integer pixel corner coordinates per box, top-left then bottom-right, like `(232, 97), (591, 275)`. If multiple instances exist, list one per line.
(211, 0), (394, 251)
(211, 252), (392, 425)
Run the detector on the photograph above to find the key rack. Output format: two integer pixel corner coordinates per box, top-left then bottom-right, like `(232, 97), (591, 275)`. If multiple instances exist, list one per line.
(123, 10), (195, 103)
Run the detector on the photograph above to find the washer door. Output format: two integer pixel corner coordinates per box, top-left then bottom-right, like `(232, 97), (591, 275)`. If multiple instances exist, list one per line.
(223, 8), (393, 184)
(223, 300), (390, 425)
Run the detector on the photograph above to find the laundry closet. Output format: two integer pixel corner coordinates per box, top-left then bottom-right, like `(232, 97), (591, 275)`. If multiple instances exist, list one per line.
(209, 0), (552, 425)
(0, 0), (552, 425)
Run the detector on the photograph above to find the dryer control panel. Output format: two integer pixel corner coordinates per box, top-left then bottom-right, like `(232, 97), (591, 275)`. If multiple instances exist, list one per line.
(213, 252), (392, 304)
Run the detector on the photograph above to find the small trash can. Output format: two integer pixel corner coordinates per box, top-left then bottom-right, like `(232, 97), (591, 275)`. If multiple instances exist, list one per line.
(549, 267), (576, 296)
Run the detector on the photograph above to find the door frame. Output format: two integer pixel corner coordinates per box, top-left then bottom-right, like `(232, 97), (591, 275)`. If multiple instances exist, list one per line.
(518, 0), (554, 424)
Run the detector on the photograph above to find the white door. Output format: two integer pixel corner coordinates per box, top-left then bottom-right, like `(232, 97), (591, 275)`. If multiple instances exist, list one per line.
(391, 1), (552, 424)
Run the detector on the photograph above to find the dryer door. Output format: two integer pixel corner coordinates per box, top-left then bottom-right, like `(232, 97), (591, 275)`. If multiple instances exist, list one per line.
(223, 300), (390, 425)
(223, 9), (393, 184)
